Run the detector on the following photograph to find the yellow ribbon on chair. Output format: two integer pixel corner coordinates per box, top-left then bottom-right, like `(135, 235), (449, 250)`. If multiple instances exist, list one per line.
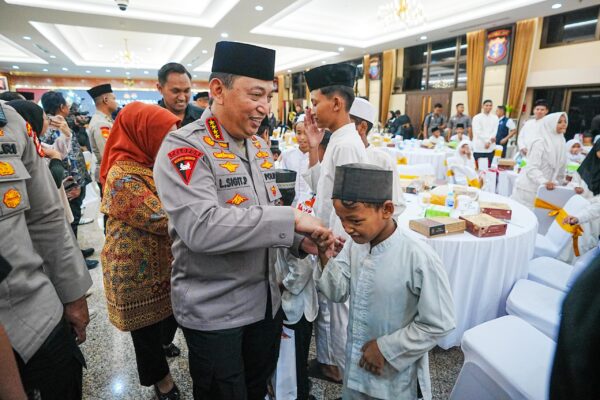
(447, 169), (454, 177)
(467, 178), (481, 188)
(534, 197), (584, 256)
(397, 156), (408, 165)
(399, 174), (419, 180)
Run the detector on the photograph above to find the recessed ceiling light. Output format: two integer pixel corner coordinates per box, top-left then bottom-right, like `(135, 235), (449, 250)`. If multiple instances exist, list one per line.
(221, 32), (229, 38)
(338, 47), (345, 52)
(287, 69), (292, 73)
(49, 55), (56, 59)
(143, 70), (149, 74)
(61, 67), (68, 71)
(126, 71), (130, 75)
(187, 63), (192, 67)
(255, 5), (264, 11)
(552, 3), (562, 9)
(321, 61), (327, 64)
(106, 69), (111, 72)
(202, 50), (208, 54)
(193, 74), (197, 78)
(42, 68), (48, 72)
(85, 70), (91, 73)
(98, 44), (103, 48)
(12, 65), (19, 69)
(420, 35), (428, 40)
(147, 47), (152, 51)
(23, 36), (31, 40)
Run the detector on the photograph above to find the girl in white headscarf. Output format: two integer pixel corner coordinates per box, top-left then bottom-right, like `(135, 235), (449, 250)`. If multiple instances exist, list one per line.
(511, 112), (568, 209)
(565, 138), (585, 164)
(448, 140), (480, 187)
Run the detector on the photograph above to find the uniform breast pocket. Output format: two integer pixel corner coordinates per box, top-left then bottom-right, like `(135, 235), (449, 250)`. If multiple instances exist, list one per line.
(0, 179), (30, 219)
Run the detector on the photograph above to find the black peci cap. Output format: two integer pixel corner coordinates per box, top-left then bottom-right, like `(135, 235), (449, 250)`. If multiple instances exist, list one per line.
(212, 41), (276, 81)
(332, 163), (392, 203)
(87, 84), (113, 99)
(304, 63), (356, 92)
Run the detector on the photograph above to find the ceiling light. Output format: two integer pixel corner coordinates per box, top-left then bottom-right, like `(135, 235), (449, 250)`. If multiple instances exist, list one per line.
(255, 5), (263, 11)
(552, 3), (562, 9)
(221, 32), (229, 38)
(202, 50), (208, 54)
(420, 35), (427, 40)
(378, 0), (425, 29)
(338, 47), (345, 52)
(85, 70), (91, 73)
(125, 71), (130, 75)
(106, 69), (111, 72)
(321, 61), (327, 64)
(23, 36), (31, 40)
(187, 63), (192, 66)
(564, 19), (598, 30)
(49, 55), (56, 58)
(98, 44), (104, 48)
(287, 69), (292, 73)
(193, 74), (197, 78)
(143, 70), (149, 74)
(42, 68), (48, 72)
(61, 67), (68, 71)
(12, 65), (19, 69)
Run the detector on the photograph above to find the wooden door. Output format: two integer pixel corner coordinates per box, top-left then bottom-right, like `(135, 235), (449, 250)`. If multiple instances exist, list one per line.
(405, 92), (428, 137)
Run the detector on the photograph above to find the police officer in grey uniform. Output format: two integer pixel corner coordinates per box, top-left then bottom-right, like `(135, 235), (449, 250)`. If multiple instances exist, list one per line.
(154, 41), (327, 400)
(0, 100), (93, 399)
(87, 83), (118, 185)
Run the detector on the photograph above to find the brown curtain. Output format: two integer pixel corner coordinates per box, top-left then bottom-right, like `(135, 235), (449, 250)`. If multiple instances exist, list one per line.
(380, 50), (396, 126)
(507, 18), (537, 119)
(467, 30), (486, 118)
(277, 75), (285, 123)
(363, 54), (370, 98)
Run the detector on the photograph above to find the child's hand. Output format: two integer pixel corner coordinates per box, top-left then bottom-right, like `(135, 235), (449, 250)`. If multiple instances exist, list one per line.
(359, 339), (385, 376)
(575, 187), (584, 195)
(311, 226), (335, 253)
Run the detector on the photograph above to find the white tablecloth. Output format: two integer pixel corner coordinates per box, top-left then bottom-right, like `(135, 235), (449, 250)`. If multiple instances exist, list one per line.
(496, 170), (519, 197)
(397, 192), (538, 348)
(381, 147), (452, 181)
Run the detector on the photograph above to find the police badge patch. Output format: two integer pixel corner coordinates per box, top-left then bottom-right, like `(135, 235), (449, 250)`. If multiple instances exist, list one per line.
(168, 147), (204, 185)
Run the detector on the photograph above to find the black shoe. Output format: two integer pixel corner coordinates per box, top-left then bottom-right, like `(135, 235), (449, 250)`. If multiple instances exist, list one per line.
(86, 259), (99, 270)
(154, 383), (180, 400)
(163, 343), (181, 358)
(81, 248), (94, 258)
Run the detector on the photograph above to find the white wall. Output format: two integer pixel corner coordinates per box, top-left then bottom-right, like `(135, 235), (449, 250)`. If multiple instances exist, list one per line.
(451, 90), (468, 115)
(389, 94), (406, 114)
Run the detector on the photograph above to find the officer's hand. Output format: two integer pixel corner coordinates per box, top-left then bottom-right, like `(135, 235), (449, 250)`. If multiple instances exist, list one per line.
(304, 108), (324, 149)
(300, 236), (319, 256)
(49, 115), (72, 137)
(64, 296), (90, 345)
(293, 208), (324, 234)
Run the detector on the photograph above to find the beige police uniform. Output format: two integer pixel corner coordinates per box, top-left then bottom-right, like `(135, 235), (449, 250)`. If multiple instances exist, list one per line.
(88, 111), (113, 181)
(0, 101), (92, 362)
(154, 109), (305, 331)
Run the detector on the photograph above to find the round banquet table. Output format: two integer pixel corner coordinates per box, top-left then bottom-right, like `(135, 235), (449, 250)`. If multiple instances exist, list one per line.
(397, 191), (538, 348)
(382, 146), (453, 181)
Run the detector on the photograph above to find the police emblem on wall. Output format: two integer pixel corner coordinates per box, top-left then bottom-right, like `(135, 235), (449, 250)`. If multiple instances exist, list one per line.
(486, 29), (511, 65)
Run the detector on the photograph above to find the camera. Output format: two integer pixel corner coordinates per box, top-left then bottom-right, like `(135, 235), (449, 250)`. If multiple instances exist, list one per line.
(115, 0), (129, 11)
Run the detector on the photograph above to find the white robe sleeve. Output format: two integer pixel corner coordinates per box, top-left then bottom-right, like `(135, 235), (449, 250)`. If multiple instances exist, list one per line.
(575, 195), (600, 224)
(524, 139), (550, 186)
(315, 241), (352, 303)
(282, 253), (315, 296)
(376, 250), (455, 373)
(302, 162), (321, 193)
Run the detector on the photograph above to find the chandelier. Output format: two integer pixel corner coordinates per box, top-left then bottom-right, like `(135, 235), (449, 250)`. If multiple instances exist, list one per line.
(114, 38), (141, 67)
(377, 0), (425, 28)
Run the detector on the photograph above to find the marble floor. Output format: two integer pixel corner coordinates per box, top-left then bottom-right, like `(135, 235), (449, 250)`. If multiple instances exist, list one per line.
(77, 206), (464, 400)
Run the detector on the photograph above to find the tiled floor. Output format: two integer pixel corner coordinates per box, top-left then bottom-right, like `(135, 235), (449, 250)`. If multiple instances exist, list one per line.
(78, 211), (463, 400)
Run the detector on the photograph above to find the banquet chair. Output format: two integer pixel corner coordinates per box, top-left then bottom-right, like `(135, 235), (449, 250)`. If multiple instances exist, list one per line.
(527, 244), (600, 292)
(397, 163), (435, 180)
(533, 185), (575, 235)
(533, 194), (590, 258)
(450, 315), (554, 400)
(449, 164), (479, 188)
(505, 279), (565, 340)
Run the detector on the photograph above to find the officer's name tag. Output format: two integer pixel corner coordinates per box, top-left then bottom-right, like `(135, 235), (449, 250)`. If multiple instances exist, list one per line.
(218, 176), (249, 189)
(263, 172), (276, 182)
(0, 143), (18, 155)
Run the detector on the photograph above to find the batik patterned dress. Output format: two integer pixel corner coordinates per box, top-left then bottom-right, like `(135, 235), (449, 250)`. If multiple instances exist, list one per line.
(101, 160), (173, 331)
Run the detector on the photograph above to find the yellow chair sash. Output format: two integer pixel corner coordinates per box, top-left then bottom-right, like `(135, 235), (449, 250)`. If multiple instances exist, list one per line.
(447, 169), (454, 177)
(534, 197), (583, 256)
(399, 174), (419, 180)
(397, 156), (408, 165)
(468, 178), (481, 188)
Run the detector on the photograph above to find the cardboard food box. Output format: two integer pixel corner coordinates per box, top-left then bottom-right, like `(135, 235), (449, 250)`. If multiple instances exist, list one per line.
(459, 213), (508, 238)
(479, 201), (512, 220)
(430, 217), (466, 235)
(498, 158), (516, 170)
(424, 205), (451, 218)
(409, 218), (446, 238)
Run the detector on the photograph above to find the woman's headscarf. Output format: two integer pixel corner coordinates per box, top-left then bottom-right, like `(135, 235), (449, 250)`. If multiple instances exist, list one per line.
(565, 138), (581, 153)
(577, 140), (600, 196)
(7, 100), (44, 137)
(99, 102), (180, 184)
(530, 112), (568, 169)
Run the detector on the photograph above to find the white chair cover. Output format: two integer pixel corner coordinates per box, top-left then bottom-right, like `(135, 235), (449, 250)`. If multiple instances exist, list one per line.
(566, 243), (600, 288)
(397, 163), (435, 179)
(506, 279), (565, 341)
(450, 315), (554, 400)
(527, 257), (572, 292)
(533, 185), (575, 235)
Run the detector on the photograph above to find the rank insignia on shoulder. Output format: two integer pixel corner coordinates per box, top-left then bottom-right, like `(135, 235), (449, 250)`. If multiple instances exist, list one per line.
(219, 161), (240, 173)
(205, 117), (224, 141)
(213, 150), (235, 160)
(226, 193), (248, 206)
(203, 136), (216, 147)
(260, 160), (273, 170)
(3, 188), (21, 208)
(0, 161), (15, 176)
(100, 126), (110, 139)
(251, 136), (261, 149)
(255, 150), (269, 159)
(168, 147), (204, 185)
(217, 142), (229, 149)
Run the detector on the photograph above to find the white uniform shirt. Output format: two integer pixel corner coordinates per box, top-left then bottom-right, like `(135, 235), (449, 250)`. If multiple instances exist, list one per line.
(472, 112), (499, 153)
(365, 146), (406, 217)
(280, 147), (312, 206)
(517, 118), (543, 153)
(315, 228), (455, 400)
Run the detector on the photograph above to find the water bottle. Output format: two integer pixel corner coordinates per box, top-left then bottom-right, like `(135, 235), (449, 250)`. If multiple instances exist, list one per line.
(445, 190), (455, 209)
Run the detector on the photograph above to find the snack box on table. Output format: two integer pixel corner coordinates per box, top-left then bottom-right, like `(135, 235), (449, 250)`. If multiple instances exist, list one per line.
(459, 213), (508, 237)
(430, 217), (466, 235)
(479, 201), (512, 220)
(409, 217), (466, 237)
(498, 158), (516, 170)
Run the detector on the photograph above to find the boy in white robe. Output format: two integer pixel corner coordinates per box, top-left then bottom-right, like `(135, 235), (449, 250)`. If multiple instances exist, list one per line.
(312, 164), (455, 400)
(301, 63), (368, 381)
(449, 123), (467, 143)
